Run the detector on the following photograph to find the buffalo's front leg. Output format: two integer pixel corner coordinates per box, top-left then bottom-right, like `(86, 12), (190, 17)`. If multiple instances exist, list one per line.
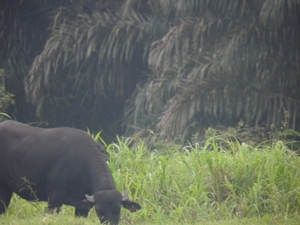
(63, 196), (92, 218)
(75, 207), (90, 217)
(47, 191), (66, 213)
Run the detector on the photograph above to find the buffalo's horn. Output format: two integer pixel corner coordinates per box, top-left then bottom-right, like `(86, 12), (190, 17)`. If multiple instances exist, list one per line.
(85, 194), (95, 203)
(122, 186), (129, 201)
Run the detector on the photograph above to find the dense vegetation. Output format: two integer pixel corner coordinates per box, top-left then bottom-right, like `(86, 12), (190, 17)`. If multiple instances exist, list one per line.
(1, 136), (299, 224)
(0, 69), (14, 121)
(1, 0), (299, 142)
(1, 1), (299, 221)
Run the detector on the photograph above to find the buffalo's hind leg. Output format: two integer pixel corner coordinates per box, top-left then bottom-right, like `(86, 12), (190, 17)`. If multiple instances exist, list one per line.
(0, 183), (13, 215)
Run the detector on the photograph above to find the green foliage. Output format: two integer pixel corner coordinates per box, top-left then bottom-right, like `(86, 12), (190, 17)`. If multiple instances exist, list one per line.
(2, 137), (300, 224)
(0, 69), (14, 121)
(0, 86), (14, 112)
(1, 0), (300, 144)
(87, 129), (108, 148)
(0, 0), (48, 122)
(191, 122), (300, 151)
(123, 0), (300, 140)
(24, 0), (152, 135)
(109, 137), (300, 222)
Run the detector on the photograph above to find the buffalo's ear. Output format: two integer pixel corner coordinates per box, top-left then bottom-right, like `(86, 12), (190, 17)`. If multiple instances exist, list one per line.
(121, 199), (142, 212)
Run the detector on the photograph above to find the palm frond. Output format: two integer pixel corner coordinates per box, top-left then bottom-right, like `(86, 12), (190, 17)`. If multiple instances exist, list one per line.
(124, 0), (300, 140)
(26, 6), (151, 104)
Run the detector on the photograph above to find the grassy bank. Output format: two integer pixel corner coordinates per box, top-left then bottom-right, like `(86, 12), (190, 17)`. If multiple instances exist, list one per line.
(1, 137), (300, 224)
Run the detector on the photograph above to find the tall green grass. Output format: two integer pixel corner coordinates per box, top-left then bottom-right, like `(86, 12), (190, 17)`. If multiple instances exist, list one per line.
(108, 137), (300, 224)
(1, 136), (300, 224)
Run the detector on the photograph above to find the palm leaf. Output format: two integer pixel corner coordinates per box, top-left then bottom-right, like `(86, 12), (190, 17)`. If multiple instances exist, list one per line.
(124, 0), (300, 141)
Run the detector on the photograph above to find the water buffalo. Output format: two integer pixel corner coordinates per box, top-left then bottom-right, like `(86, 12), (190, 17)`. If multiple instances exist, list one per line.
(0, 120), (141, 224)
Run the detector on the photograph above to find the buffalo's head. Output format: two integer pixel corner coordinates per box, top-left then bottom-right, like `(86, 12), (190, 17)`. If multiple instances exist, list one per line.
(78, 189), (141, 225)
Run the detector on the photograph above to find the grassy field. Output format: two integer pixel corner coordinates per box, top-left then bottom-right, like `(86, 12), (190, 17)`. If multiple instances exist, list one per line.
(1, 136), (300, 224)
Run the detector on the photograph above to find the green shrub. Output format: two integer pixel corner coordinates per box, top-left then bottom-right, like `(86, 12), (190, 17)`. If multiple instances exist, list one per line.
(0, 69), (14, 121)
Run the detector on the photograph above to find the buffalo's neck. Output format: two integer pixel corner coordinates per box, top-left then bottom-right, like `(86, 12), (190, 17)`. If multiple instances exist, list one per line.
(87, 151), (116, 192)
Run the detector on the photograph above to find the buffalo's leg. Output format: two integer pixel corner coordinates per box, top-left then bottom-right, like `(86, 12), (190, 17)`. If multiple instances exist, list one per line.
(63, 196), (92, 218)
(47, 191), (66, 213)
(0, 183), (13, 215)
(75, 207), (90, 217)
